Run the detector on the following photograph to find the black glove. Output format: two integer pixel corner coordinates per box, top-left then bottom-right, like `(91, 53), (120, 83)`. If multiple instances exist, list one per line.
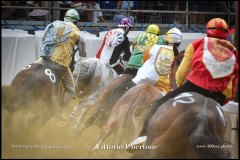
(70, 61), (75, 72)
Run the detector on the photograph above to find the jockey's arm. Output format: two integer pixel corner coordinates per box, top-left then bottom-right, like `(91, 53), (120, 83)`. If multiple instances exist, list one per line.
(109, 36), (130, 67)
(176, 43), (194, 87)
(77, 35), (87, 57)
(42, 23), (51, 42)
(122, 37), (131, 61)
(142, 47), (151, 64)
(132, 39), (137, 50)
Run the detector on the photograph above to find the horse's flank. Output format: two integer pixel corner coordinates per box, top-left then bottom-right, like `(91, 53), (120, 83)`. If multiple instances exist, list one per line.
(98, 83), (163, 145)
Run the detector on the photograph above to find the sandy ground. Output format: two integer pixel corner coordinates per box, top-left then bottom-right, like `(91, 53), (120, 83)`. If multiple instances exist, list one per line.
(2, 99), (133, 159)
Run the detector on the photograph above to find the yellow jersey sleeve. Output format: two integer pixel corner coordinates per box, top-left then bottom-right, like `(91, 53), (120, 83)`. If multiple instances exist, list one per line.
(176, 44), (195, 87)
(142, 48), (151, 64)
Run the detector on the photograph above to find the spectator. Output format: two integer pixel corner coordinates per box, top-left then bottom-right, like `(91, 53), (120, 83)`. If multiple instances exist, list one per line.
(59, 1), (73, 20)
(113, 1), (134, 24)
(86, 1), (105, 23)
(2, 1), (12, 19)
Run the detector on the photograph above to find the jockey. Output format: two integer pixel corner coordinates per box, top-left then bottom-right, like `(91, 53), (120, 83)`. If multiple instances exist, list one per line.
(96, 17), (133, 75)
(39, 9), (87, 96)
(123, 24), (166, 76)
(127, 18), (239, 151)
(132, 27), (182, 94)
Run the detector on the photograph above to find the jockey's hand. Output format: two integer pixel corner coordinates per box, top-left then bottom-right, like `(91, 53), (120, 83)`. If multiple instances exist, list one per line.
(70, 61), (75, 72)
(120, 59), (128, 69)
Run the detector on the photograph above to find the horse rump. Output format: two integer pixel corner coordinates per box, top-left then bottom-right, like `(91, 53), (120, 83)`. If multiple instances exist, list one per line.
(134, 92), (229, 159)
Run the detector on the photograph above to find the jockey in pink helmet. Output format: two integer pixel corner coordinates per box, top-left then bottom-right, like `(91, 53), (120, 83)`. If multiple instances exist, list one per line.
(96, 17), (133, 75)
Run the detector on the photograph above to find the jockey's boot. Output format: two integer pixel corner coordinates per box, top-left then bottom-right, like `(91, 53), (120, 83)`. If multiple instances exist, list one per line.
(126, 136), (147, 153)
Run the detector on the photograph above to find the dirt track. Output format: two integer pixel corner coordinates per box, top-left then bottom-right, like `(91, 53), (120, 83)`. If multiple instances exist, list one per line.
(2, 99), (133, 159)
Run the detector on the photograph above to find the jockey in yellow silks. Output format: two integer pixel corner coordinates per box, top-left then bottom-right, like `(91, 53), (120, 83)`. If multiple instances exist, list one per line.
(132, 28), (183, 93)
(123, 24), (166, 76)
(39, 9), (86, 96)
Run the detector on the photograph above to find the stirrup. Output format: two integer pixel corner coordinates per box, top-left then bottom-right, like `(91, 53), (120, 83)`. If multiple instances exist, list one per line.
(126, 136), (147, 153)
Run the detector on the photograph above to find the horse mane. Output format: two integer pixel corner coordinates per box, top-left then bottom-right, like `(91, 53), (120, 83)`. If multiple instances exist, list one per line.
(94, 78), (136, 126)
(81, 74), (134, 129)
(124, 83), (163, 128)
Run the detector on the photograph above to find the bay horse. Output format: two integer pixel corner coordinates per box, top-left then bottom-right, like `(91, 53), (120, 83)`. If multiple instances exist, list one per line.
(128, 51), (231, 158)
(87, 52), (186, 157)
(131, 92), (229, 159)
(2, 63), (64, 133)
(90, 83), (163, 158)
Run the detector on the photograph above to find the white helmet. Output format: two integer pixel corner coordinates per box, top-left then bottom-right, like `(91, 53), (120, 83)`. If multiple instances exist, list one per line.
(64, 9), (80, 22)
(165, 27), (182, 44)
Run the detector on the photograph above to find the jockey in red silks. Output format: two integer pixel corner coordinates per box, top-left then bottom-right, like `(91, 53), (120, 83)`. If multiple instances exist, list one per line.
(96, 17), (133, 75)
(127, 18), (239, 151)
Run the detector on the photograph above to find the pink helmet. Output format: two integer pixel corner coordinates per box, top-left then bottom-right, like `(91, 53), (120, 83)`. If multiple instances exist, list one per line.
(118, 18), (133, 28)
(206, 18), (228, 39)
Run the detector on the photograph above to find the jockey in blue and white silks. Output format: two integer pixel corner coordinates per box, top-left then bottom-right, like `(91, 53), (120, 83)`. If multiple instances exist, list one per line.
(40, 9), (86, 95)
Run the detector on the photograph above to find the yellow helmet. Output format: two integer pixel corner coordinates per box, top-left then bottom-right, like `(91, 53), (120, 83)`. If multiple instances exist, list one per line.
(146, 24), (160, 35)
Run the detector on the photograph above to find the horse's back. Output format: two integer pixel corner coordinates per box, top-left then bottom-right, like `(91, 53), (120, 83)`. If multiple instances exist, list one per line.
(102, 83), (163, 143)
(7, 63), (63, 111)
(13, 63), (61, 84)
(139, 92), (228, 159)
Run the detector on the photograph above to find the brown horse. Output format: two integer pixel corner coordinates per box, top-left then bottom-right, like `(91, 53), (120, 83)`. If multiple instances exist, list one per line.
(131, 92), (229, 159)
(68, 51), (185, 136)
(86, 51), (185, 157)
(2, 63), (64, 133)
(92, 83), (163, 149)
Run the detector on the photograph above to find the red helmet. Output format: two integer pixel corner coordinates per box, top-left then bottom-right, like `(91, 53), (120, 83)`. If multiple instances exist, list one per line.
(206, 18), (228, 39)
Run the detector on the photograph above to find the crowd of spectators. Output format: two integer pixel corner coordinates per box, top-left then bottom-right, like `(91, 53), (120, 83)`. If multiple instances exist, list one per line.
(1, 1), (236, 27)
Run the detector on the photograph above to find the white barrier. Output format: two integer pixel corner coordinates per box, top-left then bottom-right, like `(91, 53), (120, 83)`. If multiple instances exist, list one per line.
(2, 29), (40, 86)
(223, 101), (239, 115)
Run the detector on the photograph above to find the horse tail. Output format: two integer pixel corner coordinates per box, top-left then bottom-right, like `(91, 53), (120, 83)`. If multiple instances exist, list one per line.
(107, 83), (162, 143)
(82, 75), (132, 129)
(2, 86), (12, 111)
(124, 83), (162, 132)
(189, 98), (228, 159)
(2, 85), (23, 112)
(94, 77), (135, 126)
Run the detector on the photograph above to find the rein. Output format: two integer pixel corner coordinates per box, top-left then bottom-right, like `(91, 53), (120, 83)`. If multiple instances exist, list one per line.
(72, 47), (84, 94)
(169, 52), (184, 89)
